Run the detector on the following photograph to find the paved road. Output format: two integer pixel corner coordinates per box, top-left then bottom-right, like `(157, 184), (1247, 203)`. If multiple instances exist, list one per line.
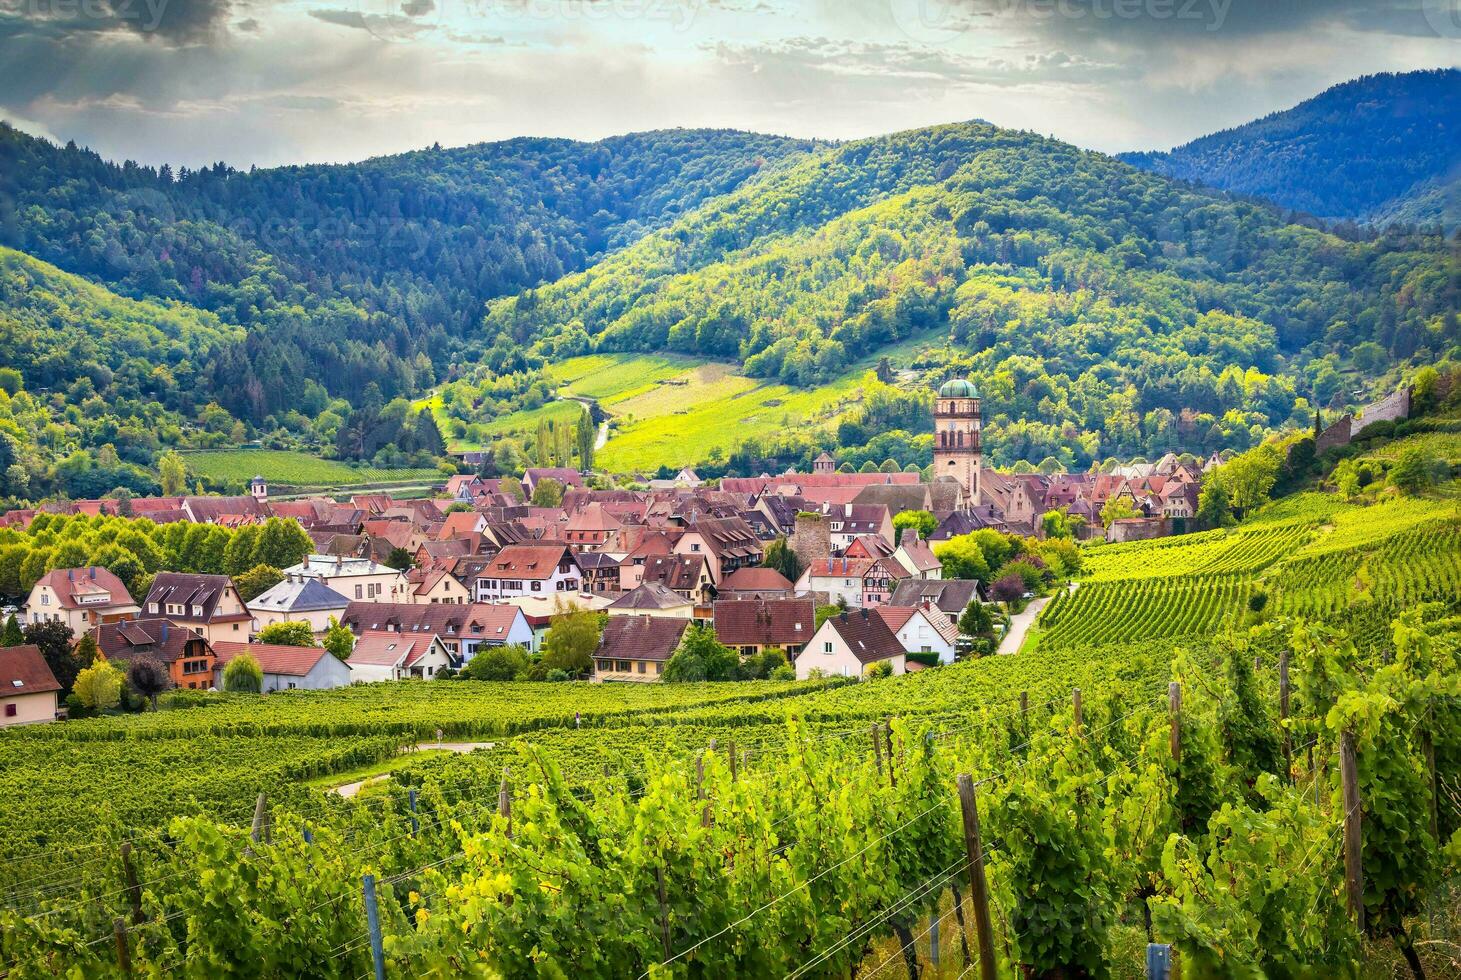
(997, 582), (1078, 655)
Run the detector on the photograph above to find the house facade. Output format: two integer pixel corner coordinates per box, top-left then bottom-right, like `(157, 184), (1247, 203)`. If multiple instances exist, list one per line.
(347, 631), (452, 682)
(24, 567), (139, 632)
(282, 555), (411, 604)
(712, 597), (815, 658)
(593, 615), (689, 682)
(143, 573), (252, 644)
(796, 609), (907, 679)
(246, 578), (350, 637)
(473, 543), (582, 600)
(92, 619), (217, 689)
(0, 645), (60, 726)
(213, 642), (352, 692)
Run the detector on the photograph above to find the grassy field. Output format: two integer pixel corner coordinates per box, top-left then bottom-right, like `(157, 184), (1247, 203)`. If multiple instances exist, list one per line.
(182, 449), (440, 488)
(453, 331), (944, 472)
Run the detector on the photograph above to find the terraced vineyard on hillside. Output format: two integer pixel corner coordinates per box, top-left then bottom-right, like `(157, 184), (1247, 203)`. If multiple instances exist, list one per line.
(1043, 493), (1460, 652)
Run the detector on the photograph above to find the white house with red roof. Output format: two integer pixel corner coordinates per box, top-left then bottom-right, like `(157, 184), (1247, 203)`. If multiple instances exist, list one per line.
(23, 566), (139, 632)
(473, 543), (582, 600)
(213, 641), (352, 692)
(346, 630), (452, 682)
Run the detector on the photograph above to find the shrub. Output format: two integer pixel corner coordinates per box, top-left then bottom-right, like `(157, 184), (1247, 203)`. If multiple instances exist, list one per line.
(223, 653), (264, 693)
(864, 660), (894, 679)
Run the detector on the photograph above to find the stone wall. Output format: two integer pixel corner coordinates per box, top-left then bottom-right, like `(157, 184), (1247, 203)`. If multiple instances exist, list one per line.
(790, 512), (832, 571)
(1354, 387), (1411, 435)
(1315, 414), (1354, 455)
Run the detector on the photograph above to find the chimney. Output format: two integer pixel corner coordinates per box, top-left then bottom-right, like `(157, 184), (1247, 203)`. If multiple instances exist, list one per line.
(160, 622), (169, 641)
(67, 569), (74, 581)
(89, 567), (97, 580)
(844, 503), (851, 518)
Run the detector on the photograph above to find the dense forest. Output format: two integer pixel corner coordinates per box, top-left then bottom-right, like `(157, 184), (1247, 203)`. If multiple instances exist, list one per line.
(1121, 69), (1460, 230)
(0, 125), (815, 423)
(1, 73), (1457, 496)
(475, 120), (1459, 468)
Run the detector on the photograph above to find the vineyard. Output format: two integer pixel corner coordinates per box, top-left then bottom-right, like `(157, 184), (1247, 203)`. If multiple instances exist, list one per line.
(182, 450), (440, 489)
(1, 490), (1459, 977)
(1036, 575), (1251, 651)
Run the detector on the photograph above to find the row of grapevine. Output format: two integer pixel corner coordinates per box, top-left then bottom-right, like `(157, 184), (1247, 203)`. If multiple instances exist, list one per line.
(1273, 518), (1461, 618)
(3, 606), (1455, 977)
(1037, 574), (1250, 651)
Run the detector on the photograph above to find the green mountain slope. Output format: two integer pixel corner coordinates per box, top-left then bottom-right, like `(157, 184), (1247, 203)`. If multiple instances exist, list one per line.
(474, 121), (1457, 470)
(0, 246), (248, 498)
(1120, 69), (1460, 229)
(0, 125), (819, 427)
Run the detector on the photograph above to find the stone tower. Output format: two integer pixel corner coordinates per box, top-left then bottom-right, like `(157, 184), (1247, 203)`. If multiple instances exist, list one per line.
(249, 474), (268, 503)
(933, 378), (981, 504)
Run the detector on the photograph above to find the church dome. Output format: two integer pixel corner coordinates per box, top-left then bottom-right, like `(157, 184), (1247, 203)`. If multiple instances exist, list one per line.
(937, 378), (979, 399)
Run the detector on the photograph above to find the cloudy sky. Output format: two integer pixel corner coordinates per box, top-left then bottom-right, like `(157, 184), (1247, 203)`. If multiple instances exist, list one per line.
(1, 0), (1456, 168)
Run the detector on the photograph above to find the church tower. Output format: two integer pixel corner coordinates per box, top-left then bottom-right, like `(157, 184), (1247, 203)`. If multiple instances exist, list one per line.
(933, 378), (982, 505)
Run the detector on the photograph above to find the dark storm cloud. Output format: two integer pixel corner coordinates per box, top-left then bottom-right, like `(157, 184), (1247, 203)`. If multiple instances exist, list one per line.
(0, 0), (239, 42)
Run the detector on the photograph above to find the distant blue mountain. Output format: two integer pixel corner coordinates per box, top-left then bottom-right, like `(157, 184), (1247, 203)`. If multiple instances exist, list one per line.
(1121, 69), (1459, 230)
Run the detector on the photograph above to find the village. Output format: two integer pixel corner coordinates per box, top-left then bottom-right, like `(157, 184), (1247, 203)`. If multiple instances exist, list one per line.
(0, 377), (1296, 718)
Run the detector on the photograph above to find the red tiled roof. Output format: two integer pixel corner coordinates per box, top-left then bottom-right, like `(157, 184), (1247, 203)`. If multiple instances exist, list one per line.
(596, 615), (689, 664)
(805, 558), (876, 578)
(213, 641), (329, 677)
(348, 631), (433, 667)
(719, 567), (794, 592)
(0, 645), (61, 695)
(488, 543), (572, 580)
(712, 598), (815, 646)
(34, 566), (135, 610)
(825, 609), (905, 665)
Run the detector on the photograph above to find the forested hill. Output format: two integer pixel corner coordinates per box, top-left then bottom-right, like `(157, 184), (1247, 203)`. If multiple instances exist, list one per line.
(1120, 69), (1460, 230)
(0, 125), (818, 424)
(480, 120), (1457, 466)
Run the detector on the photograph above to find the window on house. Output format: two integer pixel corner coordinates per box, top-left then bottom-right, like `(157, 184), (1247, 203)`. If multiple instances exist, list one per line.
(531, 581), (542, 592)
(4, 704), (15, 718)
(149, 603), (158, 614)
(192, 605), (202, 617)
(690, 543), (700, 552)
(355, 585), (363, 599)
(637, 661), (646, 673)
(824, 642), (833, 653)
(39, 594), (49, 606)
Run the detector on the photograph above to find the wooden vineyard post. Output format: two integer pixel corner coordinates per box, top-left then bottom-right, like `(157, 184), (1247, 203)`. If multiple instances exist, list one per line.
(1422, 724), (1439, 847)
(1279, 650), (1292, 783)
(499, 768), (512, 839)
(728, 740), (738, 783)
(1019, 690), (1029, 725)
(1072, 688), (1083, 734)
(245, 792), (268, 856)
(1168, 682), (1181, 764)
(408, 788), (419, 836)
(871, 723), (885, 778)
(113, 917), (132, 975)
(120, 842), (145, 924)
(956, 774), (997, 980)
(883, 716), (896, 788)
(1340, 731), (1364, 933)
